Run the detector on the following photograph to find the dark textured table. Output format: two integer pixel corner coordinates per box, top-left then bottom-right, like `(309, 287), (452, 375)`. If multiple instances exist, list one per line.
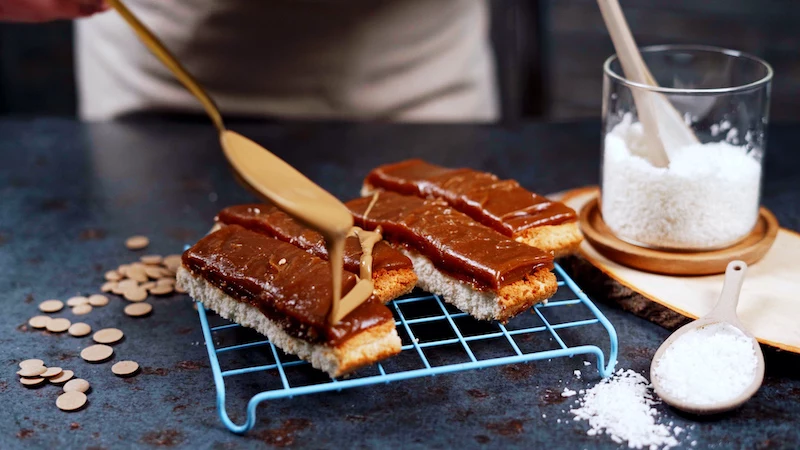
(1, 117), (798, 449)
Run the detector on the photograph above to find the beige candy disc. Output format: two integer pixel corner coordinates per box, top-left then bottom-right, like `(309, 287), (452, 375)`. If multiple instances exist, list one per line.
(100, 281), (117, 293)
(141, 281), (156, 291)
(141, 254), (163, 265)
(126, 235), (149, 250)
(72, 304), (93, 315)
(124, 287), (148, 302)
(49, 370), (74, 384)
(104, 270), (122, 281)
(66, 296), (89, 307)
(17, 365), (47, 377)
(156, 278), (175, 286)
(68, 322), (92, 337)
(124, 302), (152, 317)
(41, 367), (63, 378)
(88, 294), (109, 307)
(28, 315), (52, 329)
(175, 283), (187, 294)
(127, 265), (149, 282)
(149, 284), (173, 296)
(163, 255), (181, 270)
(39, 299), (64, 313)
(46, 318), (71, 333)
(144, 266), (165, 279)
(56, 391), (87, 411)
(93, 328), (124, 344)
(63, 378), (90, 393)
(81, 344), (114, 363)
(112, 360), (139, 377)
(20, 377), (46, 387)
(19, 359), (44, 369)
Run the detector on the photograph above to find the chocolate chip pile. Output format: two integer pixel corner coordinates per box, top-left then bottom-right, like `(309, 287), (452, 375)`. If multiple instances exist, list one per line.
(17, 235), (184, 413)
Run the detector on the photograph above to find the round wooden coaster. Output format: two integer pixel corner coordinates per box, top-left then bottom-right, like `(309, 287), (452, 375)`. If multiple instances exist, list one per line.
(579, 196), (779, 275)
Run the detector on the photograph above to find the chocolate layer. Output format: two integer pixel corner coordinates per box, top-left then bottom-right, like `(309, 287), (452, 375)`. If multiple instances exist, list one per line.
(364, 159), (577, 236)
(182, 225), (392, 346)
(217, 205), (412, 276)
(347, 191), (554, 291)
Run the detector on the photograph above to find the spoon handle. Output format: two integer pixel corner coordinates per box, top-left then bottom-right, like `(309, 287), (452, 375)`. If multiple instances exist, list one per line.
(709, 260), (748, 322)
(106, 0), (225, 133)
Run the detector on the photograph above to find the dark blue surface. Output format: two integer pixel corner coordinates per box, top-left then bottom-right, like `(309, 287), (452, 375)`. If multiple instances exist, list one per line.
(1, 117), (798, 449)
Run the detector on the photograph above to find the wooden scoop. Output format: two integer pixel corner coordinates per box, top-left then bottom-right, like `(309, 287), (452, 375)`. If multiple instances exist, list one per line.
(597, 0), (700, 167)
(107, 0), (368, 324)
(650, 261), (765, 415)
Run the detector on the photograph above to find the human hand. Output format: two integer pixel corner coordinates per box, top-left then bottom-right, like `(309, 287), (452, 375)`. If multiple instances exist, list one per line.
(0, 0), (108, 22)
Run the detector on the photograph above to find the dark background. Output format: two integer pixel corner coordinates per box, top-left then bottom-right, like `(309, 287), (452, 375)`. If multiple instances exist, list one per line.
(0, 0), (797, 122)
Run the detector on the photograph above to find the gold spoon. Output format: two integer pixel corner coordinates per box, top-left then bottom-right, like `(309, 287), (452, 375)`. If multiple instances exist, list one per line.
(107, 0), (368, 323)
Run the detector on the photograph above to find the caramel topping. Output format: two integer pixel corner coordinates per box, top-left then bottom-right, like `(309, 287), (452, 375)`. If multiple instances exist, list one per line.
(365, 159), (577, 236)
(182, 225), (392, 346)
(347, 191), (554, 291)
(217, 205), (411, 277)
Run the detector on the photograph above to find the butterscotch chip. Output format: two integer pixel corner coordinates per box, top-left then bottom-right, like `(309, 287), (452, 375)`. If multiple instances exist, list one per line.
(46, 318), (71, 333)
(156, 278), (175, 286)
(88, 294), (109, 307)
(123, 287), (148, 302)
(163, 254), (182, 270)
(41, 367), (63, 378)
(117, 264), (130, 276)
(113, 280), (139, 295)
(175, 283), (187, 294)
(49, 370), (74, 384)
(125, 235), (149, 250)
(149, 284), (174, 296)
(28, 315), (52, 329)
(20, 377), (46, 387)
(101, 281), (117, 293)
(162, 267), (177, 277)
(127, 265), (149, 282)
(124, 302), (152, 317)
(72, 304), (93, 316)
(141, 281), (156, 291)
(144, 266), (165, 279)
(111, 360), (139, 377)
(63, 378), (90, 393)
(56, 391), (87, 411)
(39, 299), (64, 313)
(93, 328), (124, 344)
(81, 344), (114, 363)
(19, 359), (44, 369)
(104, 270), (122, 281)
(68, 322), (92, 337)
(17, 365), (47, 377)
(66, 296), (89, 307)
(141, 255), (162, 265)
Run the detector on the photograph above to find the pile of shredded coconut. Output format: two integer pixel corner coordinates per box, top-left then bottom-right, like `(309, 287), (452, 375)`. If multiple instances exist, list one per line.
(653, 323), (758, 406)
(601, 114), (761, 249)
(570, 369), (681, 449)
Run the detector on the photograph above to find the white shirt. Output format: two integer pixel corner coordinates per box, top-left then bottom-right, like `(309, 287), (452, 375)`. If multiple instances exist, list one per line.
(75, 0), (498, 122)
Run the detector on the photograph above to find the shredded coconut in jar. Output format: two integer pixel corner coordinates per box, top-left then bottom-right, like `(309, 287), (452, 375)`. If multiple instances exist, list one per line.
(602, 114), (761, 249)
(653, 322), (758, 406)
(571, 369), (680, 449)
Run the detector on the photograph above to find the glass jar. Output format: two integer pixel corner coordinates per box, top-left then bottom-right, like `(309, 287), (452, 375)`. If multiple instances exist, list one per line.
(600, 45), (772, 250)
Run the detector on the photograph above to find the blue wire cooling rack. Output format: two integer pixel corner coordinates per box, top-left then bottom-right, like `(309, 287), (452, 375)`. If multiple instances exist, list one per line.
(196, 263), (618, 434)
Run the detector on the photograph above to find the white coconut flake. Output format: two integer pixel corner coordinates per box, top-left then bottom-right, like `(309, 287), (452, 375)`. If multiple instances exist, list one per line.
(562, 387), (577, 397)
(571, 369), (680, 449)
(653, 323), (757, 406)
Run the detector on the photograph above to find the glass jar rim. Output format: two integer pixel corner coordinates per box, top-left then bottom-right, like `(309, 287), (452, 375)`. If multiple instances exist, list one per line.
(603, 44), (773, 95)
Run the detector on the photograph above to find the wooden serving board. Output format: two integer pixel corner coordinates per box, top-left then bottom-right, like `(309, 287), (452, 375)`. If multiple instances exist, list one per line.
(558, 187), (800, 354)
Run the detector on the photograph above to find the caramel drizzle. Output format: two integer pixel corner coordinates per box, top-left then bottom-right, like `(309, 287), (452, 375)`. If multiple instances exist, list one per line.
(330, 225), (383, 323)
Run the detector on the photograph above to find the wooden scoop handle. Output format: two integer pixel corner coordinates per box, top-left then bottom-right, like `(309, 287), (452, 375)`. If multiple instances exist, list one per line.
(708, 261), (748, 323)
